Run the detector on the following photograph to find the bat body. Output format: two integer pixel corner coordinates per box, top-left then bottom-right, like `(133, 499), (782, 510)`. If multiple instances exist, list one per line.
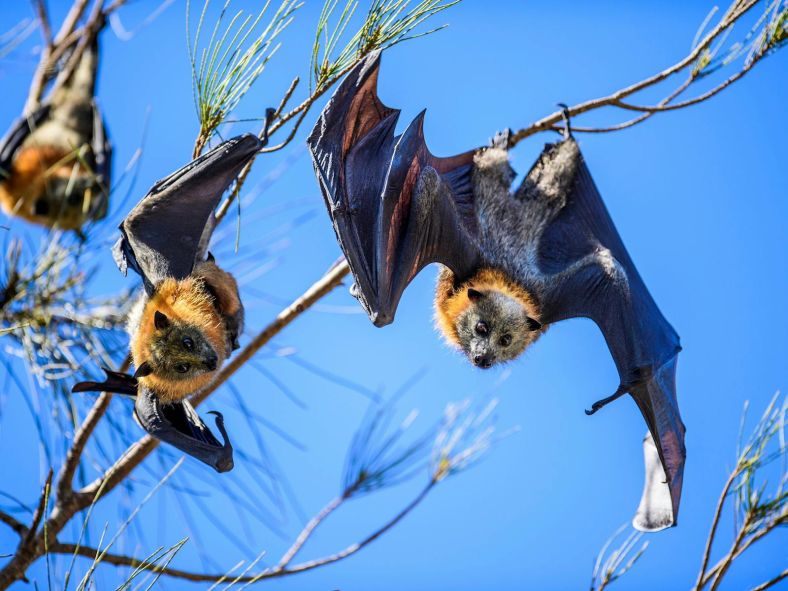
(73, 133), (267, 472)
(308, 52), (685, 532)
(0, 37), (111, 231)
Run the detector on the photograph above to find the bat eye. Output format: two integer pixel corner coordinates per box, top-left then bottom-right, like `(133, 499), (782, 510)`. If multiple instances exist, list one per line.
(182, 337), (194, 351)
(499, 334), (512, 347)
(475, 321), (489, 336)
(175, 363), (190, 374)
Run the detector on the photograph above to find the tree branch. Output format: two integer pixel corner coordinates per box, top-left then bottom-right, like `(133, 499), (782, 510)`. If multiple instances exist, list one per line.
(507, 0), (772, 145)
(55, 356), (131, 503)
(0, 512), (26, 537)
(750, 569), (788, 591)
(693, 470), (739, 590)
(275, 495), (344, 570)
(32, 0), (53, 48)
(48, 479), (435, 584)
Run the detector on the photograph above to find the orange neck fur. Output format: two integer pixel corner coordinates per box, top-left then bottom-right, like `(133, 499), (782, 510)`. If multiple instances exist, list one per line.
(131, 277), (227, 403)
(434, 267), (541, 347)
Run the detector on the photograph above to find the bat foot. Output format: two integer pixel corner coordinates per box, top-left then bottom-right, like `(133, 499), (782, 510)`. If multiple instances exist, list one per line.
(585, 384), (627, 415)
(557, 103), (572, 139)
(489, 128), (512, 150)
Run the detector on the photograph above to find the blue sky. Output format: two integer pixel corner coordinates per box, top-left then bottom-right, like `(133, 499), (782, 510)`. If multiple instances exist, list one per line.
(0, 1), (786, 590)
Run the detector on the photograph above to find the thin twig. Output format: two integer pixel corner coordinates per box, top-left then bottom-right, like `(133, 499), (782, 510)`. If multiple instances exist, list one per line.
(694, 470), (739, 589)
(32, 0), (53, 48)
(275, 496), (344, 570)
(750, 569), (788, 591)
(508, 0), (767, 146)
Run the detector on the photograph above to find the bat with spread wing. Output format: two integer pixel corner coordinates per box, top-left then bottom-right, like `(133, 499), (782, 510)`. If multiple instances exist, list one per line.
(0, 35), (111, 232)
(73, 132), (269, 472)
(308, 51), (685, 531)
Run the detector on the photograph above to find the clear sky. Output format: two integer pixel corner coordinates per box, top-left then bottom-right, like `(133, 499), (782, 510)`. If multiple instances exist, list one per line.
(0, 1), (786, 590)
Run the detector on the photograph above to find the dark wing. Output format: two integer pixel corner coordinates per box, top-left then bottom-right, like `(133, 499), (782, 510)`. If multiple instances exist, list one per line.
(134, 388), (233, 473)
(308, 51), (481, 326)
(113, 134), (263, 294)
(0, 106), (51, 177)
(535, 138), (685, 532)
(71, 371), (234, 473)
(90, 99), (112, 214)
(72, 367), (138, 396)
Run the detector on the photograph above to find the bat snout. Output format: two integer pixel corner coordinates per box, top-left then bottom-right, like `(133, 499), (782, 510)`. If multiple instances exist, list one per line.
(204, 355), (218, 371)
(473, 353), (494, 369)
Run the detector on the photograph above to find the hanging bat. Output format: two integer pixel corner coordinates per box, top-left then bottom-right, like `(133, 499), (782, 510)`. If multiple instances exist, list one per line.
(73, 131), (270, 472)
(307, 51), (685, 532)
(0, 35), (111, 232)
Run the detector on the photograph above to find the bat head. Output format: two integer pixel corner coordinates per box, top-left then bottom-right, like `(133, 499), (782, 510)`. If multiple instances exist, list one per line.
(435, 267), (545, 369)
(145, 310), (221, 384)
(455, 288), (542, 368)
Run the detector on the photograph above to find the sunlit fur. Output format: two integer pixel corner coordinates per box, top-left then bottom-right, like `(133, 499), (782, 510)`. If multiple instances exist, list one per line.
(435, 267), (545, 366)
(128, 261), (242, 404)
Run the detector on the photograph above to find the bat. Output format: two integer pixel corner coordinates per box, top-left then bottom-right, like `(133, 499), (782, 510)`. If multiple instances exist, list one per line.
(307, 51), (685, 532)
(0, 35), (111, 232)
(73, 130), (271, 472)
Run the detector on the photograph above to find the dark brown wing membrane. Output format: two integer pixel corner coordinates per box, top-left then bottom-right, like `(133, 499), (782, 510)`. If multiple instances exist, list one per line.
(308, 51), (481, 326)
(134, 388), (233, 473)
(90, 99), (112, 210)
(71, 370), (233, 473)
(113, 134), (263, 294)
(0, 107), (51, 177)
(535, 138), (684, 532)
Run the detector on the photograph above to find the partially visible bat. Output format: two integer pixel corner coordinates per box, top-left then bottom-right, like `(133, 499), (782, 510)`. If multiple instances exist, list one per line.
(308, 52), (685, 532)
(0, 35), (111, 231)
(73, 131), (270, 472)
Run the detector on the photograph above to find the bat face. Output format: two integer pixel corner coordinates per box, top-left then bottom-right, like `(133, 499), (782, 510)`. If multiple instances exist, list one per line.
(454, 288), (542, 368)
(435, 267), (545, 368)
(144, 310), (222, 390)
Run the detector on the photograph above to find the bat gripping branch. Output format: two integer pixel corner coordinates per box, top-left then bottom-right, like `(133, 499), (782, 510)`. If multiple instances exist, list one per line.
(557, 103), (572, 139)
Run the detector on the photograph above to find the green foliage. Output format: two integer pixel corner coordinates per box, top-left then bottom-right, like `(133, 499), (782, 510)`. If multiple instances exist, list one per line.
(311, 0), (460, 92)
(188, 0), (302, 149)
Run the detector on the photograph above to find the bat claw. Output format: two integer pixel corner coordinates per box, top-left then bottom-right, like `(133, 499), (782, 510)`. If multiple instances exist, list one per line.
(261, 108), (276, 146)
(585, 384), (627, 415)
(557, 103), (572, 139)
(489, 128), (512, 150)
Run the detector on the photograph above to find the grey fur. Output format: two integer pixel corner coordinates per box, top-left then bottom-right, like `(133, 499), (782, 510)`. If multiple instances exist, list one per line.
(447, 141), (622, 367)
(455, 289), (535, 366)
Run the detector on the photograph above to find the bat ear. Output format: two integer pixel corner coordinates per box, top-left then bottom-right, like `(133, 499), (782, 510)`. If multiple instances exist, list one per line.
(133, 362), (153, 379)
(467, 288), (484, 302)
(525, 317), (542, 331)
(154, 310), (170, 330)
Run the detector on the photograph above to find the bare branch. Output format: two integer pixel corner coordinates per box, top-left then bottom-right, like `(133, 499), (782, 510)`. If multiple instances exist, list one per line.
(508, 0), (779, 145)
(0, 512), (26, 537)
(275, 496), (344, 570)
(32, 0), (53, 48)
(55, 355), (131, 502)
(750, 569), (788, 591)
(694, 470), (739, 589)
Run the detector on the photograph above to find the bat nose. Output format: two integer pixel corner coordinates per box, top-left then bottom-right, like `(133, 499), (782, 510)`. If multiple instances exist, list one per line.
(473, 355), (493, 369)
(205, 356), (218, 371)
